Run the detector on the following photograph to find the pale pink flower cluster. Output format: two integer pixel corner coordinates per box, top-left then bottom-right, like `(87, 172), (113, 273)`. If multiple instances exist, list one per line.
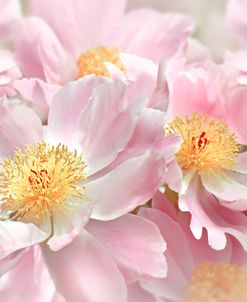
(0, 0), (247, 301)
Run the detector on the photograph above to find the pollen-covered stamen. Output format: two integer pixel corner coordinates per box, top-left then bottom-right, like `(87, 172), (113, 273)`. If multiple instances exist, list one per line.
(185, 261), (247, 302)
(165, 113), (240, 172)
(77, 46), (126, 78)
(0, 143), (87, 223)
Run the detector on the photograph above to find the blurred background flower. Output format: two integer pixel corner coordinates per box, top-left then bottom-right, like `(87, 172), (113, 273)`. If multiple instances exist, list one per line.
(127, 0), (244, 60)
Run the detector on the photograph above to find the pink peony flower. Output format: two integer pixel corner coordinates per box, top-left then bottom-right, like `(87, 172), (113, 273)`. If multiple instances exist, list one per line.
(130, 191), (247, 302)
(12, 0), (193, 85)
(158, 56), (247, 251)
(0, 50), (22, 98)
(0, 76), (179, 301)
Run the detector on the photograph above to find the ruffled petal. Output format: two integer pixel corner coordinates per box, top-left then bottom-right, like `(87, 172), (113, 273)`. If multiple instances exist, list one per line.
(179, 175), (247, 250)
(139, 208), (194, 279)
(42, 230), (127, 302)
(139, 208), (191, 301)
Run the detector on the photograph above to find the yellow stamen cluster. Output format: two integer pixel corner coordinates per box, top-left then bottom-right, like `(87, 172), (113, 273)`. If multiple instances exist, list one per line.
(185, 261), (247, 302)
(165, 113), (239, 172)
(77, 46), (125, 78)
(0, 143), (86, 223)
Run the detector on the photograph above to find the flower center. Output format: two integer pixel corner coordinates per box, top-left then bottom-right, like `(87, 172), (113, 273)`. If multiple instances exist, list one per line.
(0, 143), (86, 223)
(165, 113), (239, 172)
(185, 261), (247, 302)
(77, 46), (125, 78)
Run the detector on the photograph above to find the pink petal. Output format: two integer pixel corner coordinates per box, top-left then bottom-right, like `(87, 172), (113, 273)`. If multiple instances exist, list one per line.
(119, 9), (194, 62)
(167, 66), (221, 118)
(0, 221), (47, 259)
(0, 247), (57, 302)
(179, 175), (247, 250)
(29, 0), (126, 58)
(46, 76), (106, 146)
(140, 208), (194, 279)
(128, 282), (160, 302)
(165, 159), (183, 192)
(105, 108), (181, 172)
(14, 78), (60, 120)
(139, 208), (191, 300)
(88, 151), (166, 220)
(47, 198), (93, 251)
(201, 168), (247, 201)
(86, 214), (167, 279)
(225, 87), (247, 144)
(152, 191), (178, 221)
(75, 80), (146, 173)
(0, 102), (43, 157)
(42, 230), (127, 302)
(15, 17), (71, 84)
(150, 59), (169, 111)
(119, 53), (158, 102)
(0, 0), (21, 42)
(0, 249), (26, 277)
(226, 0), (247, 43)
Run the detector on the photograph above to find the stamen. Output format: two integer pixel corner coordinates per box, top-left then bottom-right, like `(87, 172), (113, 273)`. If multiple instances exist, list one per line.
(0, 143), (87, 223)
(165, 113), (239, 172)
(185, 261), (247, 302)
(77, 46), (125, 78)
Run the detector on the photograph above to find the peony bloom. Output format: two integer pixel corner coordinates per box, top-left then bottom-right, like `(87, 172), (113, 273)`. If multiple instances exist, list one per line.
(131, 191), (247, 302)
(11, 0), (193, 84)
(0, 50), (22, 98)
(159, 57), (247, 251)
(0, 76), (179, 301)
(8, 0), (194, 120)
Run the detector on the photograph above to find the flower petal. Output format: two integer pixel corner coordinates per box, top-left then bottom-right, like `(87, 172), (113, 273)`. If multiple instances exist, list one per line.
(88, 151), (166, 220)
(86, 214), (167, 279)
(0, 102), (43, 157)
(42, 230), (127, 302)
(201, 168), (247, 201)
(119, 9), (194, 62)
(179, 175), (247, 250)
(29, 0), (126, 58)
(75, 79), (146, 173)
(15, 17), (71, 84)
(128, 282), (160, 302)
(0, 0), (21, 42)
(0, 247), (57, 302)
(14, 78), (60, 120)
(46, 76), (106, 146)
(47, 198), (93, 251)
(0, 221), (48, 259)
